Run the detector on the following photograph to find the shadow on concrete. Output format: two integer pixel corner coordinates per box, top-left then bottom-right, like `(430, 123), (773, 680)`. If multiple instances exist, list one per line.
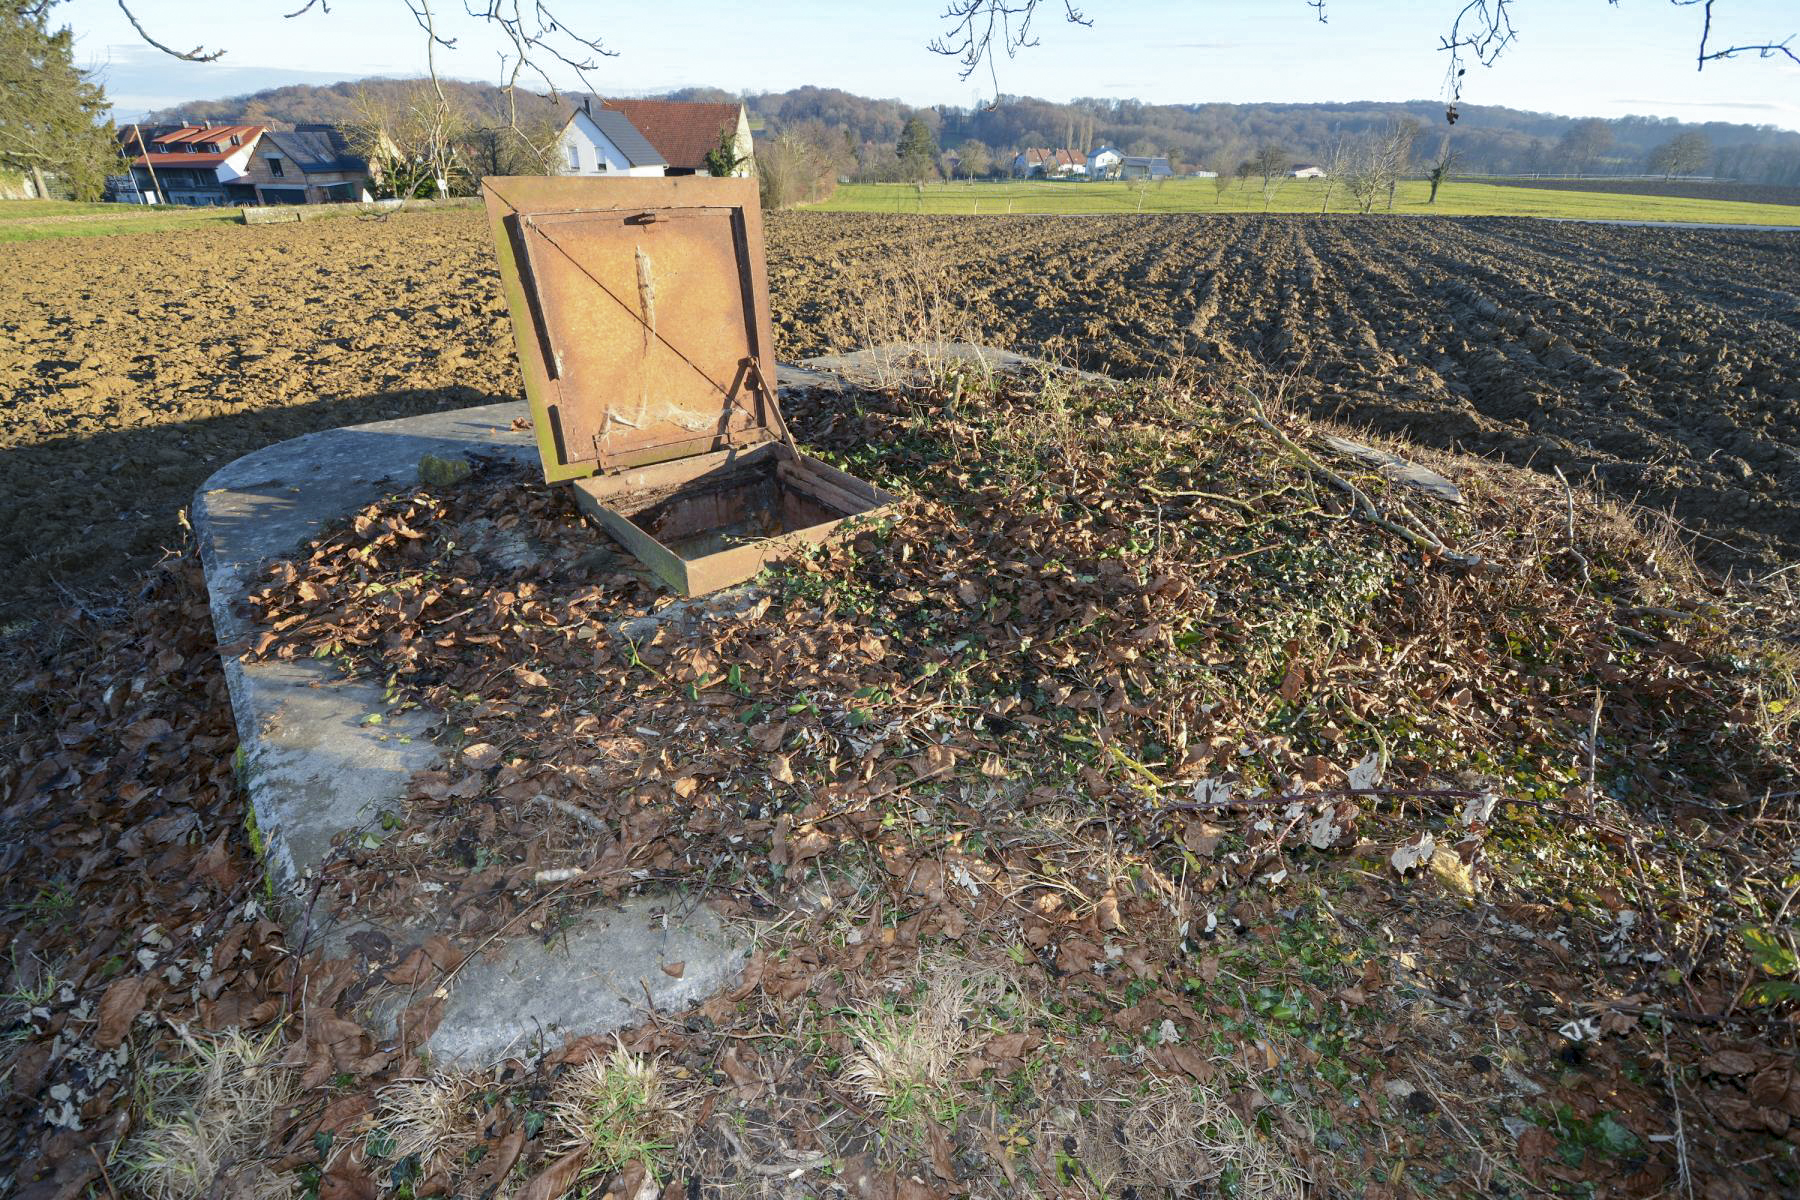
(0, 385), (517, 622)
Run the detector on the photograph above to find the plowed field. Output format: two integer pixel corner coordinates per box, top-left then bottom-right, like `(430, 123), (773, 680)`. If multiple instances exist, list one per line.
(769, 213), (1800, 570)
(1, 211), (1796, 620)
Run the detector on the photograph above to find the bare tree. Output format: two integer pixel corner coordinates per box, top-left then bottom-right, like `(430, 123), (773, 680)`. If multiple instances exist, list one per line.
(1648, 130), (1712, 177)
(1253, 143), (1288, 210)
(1426, 136), (1461, 203)
(1558, 117), (1614, 174)
(956, 138), (993, 179)
(1318, 137), (1349, 214)
(759, 121), (851, 210)
(1378, 118), (1420, 210)
(1341, 139), (1385, 214)
(349, 84), (469, 199)
(1211, 167), (1235, 206)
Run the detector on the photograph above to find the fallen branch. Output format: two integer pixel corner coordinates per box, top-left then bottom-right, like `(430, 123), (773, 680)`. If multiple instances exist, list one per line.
(1245, 389), (1496, 571)
(531, 792), (610, 834)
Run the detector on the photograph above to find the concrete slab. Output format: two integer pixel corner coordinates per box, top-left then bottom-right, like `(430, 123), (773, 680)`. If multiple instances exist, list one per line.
(798, 341), (1117, 391)
(193, 368), (853, 1063)
(194, 403), (538, 892)
(1321, 435), (1463, 505)
(419, 894), (745, 1064)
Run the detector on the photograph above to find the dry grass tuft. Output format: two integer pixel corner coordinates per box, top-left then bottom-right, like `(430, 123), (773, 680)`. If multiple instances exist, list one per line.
(374, 1073), (480, 1176)
(548, 1038), (691, 1180)
(841, 956), (1019, 1142)
(116, 1025), (297, 1200)
(1081, 1079), (1308, 1200)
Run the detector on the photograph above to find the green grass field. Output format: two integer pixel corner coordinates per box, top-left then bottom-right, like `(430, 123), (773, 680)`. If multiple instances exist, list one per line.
(806, 178), (1800, 225)
(0, 199), (241, 243)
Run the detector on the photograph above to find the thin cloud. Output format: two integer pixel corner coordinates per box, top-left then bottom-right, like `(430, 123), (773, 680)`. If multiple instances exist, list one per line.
(1615, 97), (1789, 112)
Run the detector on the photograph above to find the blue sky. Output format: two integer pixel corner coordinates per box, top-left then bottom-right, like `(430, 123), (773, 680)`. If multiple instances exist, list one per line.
(60, 0), (1800, 129)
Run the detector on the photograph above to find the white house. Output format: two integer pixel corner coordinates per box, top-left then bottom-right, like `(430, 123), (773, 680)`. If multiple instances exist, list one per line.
(1087, 145), (1122, 179)
(556, 104), (668, 177)
(1290, 164), (1327, 179)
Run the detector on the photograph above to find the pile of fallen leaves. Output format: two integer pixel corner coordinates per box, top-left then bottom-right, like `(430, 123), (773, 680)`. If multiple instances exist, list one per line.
(4, 361), (1798, 1199)
(232, 364), (1800, 1196)
(0, 557), (283, 1198)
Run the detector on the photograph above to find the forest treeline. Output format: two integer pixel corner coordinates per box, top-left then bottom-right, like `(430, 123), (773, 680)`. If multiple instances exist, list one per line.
(151, 79), (1800, 186)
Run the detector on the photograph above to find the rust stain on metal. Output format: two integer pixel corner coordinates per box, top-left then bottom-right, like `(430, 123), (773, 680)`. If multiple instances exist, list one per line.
(482, 176), (896, 597)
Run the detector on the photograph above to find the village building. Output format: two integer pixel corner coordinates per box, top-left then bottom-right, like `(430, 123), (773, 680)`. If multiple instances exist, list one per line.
(243, 126), (371, 204)
(1291, 163), (1328, 179)
(555, 101), (669, 177)
(1087, 145), (1123, 178)
(120, 123), (368, 205)
(1118, 155), (1174, 181)
(125, 124), (263, 206)
(1013, 147), (1086, 178)
(595, 98), (755, 176)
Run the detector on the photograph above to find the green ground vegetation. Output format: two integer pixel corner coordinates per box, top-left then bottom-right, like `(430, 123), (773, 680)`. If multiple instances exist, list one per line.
(807, 177), (1800, 225)
(0, 198), (241, 242)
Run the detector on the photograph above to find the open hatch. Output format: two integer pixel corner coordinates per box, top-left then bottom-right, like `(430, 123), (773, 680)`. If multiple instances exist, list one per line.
(482, 176), (893, 595)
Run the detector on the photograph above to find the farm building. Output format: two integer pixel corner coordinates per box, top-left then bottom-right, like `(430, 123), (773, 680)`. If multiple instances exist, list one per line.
(124, 125), (263, 206)
(1014, 148), (1086, 178)
(1087, 145), (1123, 178)
(1118, 155), (1173, 181)
(1291, 163), (1328, 179)
(555, 101), (668, 177)
(596, 98), (754, 176)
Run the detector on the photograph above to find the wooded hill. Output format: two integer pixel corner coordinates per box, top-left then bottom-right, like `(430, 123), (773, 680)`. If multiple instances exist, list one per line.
(149, 79), (1800, 184)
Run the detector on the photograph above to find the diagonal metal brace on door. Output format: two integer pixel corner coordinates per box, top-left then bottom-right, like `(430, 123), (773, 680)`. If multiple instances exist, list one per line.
(522, 216), (770, 426)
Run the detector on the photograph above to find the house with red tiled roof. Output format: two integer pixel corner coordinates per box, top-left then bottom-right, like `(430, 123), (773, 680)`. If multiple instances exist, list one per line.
(597, 98), (753, 177)
(119, 123), (370, 206)
(125, 124), (264, 205)
(1012, 147), (1087, 178)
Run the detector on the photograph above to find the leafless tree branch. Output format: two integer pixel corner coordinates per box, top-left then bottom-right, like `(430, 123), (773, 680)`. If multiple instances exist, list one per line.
(1673, 0), (1799, 69)
(928, 0), (1090, 101)
(115, 0), (224, 61)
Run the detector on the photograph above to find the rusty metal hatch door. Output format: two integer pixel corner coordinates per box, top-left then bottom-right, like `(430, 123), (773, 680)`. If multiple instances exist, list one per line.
(483, 177), (786, 481)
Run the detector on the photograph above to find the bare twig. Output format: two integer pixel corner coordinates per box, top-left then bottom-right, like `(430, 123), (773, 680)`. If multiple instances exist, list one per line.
(1677, 0), (1800, 69)
(115, 0), (224, 61)
(1552, 466), (1591, 585)
(928, 0), (1091, 100)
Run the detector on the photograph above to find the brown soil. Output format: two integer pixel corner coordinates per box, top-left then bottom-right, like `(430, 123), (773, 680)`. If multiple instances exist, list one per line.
(0, 210), (518, 621)
(766, 213), (1800, 572)
(2, 210), (1796, 621)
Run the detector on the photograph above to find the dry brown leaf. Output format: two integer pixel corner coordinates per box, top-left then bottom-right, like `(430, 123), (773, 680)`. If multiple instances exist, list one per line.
(462, 742), (502, 769)
(1702, 1050), (1759, 1077)
(94, 975), (152, 1048)
(927, 1121), (958, 1183)
(516, 1149), (589, 1200)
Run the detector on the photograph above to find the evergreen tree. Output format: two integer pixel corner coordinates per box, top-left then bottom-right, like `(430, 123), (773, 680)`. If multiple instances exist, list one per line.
(895, 114), (939, 182)
(0, 0), (119, 200)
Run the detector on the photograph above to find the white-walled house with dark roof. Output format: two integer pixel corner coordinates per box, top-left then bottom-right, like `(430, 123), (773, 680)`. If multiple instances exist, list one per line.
(555, 103), (669, 177)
